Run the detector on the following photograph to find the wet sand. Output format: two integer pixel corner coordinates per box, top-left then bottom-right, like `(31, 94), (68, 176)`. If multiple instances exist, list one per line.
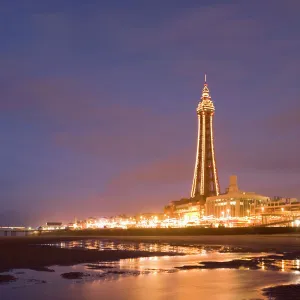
(33, 233), (300, 251)
(0, 236), (180, 273)
(1, 234), (300, 273)
(100, 234), (300, 251)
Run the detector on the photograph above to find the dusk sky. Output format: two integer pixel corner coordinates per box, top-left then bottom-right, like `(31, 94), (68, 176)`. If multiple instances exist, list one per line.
(1, 0), (299, 226)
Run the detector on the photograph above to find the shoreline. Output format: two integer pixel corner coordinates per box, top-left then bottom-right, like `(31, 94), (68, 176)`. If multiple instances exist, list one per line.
(38, 226), (300, 236)
(3, 232), (300, 250)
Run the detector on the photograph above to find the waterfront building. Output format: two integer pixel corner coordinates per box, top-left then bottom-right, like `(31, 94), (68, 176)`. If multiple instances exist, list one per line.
(191, 76), (220, 200)
(206, 175), (270, 218)
(86, 217), (98, 228)
(254, 197), (300, 225)
(42, 222), (64, 230)
(164, 198), (205, 222)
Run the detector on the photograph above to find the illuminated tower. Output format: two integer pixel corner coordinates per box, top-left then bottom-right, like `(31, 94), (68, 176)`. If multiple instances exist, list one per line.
(191, 76), (220, 199)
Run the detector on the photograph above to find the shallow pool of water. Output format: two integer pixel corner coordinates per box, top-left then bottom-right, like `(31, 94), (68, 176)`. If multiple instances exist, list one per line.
(1, 240), (300, 300)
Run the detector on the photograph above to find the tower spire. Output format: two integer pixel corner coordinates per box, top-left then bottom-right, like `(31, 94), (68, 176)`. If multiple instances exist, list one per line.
(191, 77), (220, 199)
(202, 74), (210, 99)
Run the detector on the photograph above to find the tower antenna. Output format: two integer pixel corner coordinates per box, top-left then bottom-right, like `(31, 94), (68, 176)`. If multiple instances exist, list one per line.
(204, 73), (207, 83)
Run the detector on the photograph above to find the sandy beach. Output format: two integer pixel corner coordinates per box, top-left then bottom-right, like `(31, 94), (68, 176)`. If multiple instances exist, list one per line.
(1, 233), (300, 273)
(2, 235), (300, 299)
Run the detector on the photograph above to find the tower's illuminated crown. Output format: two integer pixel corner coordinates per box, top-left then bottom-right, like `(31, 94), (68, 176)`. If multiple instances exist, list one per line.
(197, 78), (215, 114)
(201, 84), (211, 99)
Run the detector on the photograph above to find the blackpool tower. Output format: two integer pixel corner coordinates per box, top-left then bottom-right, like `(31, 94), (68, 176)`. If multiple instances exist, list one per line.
(191, 76), (220, 199)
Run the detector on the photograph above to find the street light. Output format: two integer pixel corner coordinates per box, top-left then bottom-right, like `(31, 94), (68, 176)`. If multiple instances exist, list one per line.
(226, 209), (230, 218)
(261, 207), (265, 225)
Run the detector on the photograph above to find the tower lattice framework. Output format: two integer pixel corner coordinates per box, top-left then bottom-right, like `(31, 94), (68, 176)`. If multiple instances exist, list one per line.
(191, 78), (220, 199)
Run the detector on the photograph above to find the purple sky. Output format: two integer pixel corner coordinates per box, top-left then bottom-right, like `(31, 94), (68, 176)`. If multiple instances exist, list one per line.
(1, 1), (300, 226)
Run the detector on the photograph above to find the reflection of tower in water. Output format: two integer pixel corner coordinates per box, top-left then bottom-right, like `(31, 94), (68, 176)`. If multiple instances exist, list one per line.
(191, 76), (220, 199)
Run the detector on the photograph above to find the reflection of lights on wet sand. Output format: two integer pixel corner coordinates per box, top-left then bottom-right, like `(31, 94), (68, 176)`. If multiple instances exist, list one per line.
(281, 260), (285, 271)
(148, 256), (158, 261)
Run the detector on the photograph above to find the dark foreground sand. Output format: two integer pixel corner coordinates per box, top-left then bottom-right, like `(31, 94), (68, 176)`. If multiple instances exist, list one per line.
(262, 284), (300, 300)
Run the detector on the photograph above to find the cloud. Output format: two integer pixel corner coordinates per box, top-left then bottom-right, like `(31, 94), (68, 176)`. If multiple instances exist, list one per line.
(53, 107), (191, 163)
(0, 210), (36, 227)
(0, 75), (143, 126)
(112, 3), (264, 59)
(265, 105), (300, 133)
(242, 147), (300, 172)
(101, 151), (194, 213)
(216, 132), (300, 174)
(106, 150), (192, 188)
(0, 74), (193, 163)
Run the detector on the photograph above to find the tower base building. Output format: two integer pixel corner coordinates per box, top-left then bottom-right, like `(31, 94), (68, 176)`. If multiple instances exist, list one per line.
(206, 175), (270, 218)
